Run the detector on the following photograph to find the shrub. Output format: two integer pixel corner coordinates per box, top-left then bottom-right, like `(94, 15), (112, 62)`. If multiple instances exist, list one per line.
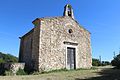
(111, 54), (120, 68)
(4, 70), (14, 76)
(16, 68), (27, 75)
(92, 58), (101, 66)
(0, 59), (5, 63)
(101, 61), (111, 66)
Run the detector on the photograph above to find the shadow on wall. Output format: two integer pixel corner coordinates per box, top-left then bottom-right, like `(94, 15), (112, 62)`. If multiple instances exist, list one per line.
(75, 68), (120, 80)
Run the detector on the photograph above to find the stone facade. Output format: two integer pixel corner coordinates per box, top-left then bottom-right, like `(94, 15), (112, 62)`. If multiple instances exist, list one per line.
(19, 4), (92, 72)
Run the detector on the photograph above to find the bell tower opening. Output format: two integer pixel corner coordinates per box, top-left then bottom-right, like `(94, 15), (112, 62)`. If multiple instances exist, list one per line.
(63, 4), (74, 19)
(68, 8), (72, 16)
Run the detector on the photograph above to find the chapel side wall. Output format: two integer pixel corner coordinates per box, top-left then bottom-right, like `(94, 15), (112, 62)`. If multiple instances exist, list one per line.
(19, 31), (33, 70)
(32, 23), (41, 71)
(19, 20), (41, 71)
(19, 38), (24, 62)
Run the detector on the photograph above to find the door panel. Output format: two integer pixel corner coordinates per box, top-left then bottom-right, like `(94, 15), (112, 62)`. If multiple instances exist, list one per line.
(67, 47), (76, 69)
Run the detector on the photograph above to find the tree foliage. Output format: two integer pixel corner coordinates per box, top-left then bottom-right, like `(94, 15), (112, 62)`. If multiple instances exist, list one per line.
(0, 52), (18, 63)
(92, 58), (111, 66)
(101, 61), (111, 66)
(111, 54), (120, 68)
(92, 58), (101, 66)
(16, 68), (27, 75)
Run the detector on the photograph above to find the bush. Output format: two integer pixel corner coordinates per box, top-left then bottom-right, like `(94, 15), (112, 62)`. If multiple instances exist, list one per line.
(92, 58), (101, 66)
(16, 68), (27, 75)
(4, 70), (14, 76)
(101, 61), (111, 66)
(111, 54), (120, 68)
(0, 59), (5, 63)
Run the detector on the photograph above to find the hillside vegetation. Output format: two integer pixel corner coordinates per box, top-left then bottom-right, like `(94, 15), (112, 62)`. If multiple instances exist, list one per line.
(0, 52), (18, 63)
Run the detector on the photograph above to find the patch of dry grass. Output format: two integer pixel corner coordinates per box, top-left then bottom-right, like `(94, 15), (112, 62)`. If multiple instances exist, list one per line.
(0, 66), (119, 80)
(0, 69), (99, 80)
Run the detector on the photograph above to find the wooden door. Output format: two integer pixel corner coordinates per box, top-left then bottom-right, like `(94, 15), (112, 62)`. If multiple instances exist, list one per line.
(67, 47), (76, 69)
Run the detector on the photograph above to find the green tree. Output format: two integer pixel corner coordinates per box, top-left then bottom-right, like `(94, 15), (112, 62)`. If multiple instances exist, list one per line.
(92, 58), (101, 66)
(101, 61), (111, 66)
(111, 54), (120, 68)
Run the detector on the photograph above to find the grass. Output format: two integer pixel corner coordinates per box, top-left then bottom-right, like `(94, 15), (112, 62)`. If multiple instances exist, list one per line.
(0, 66), (120, 80)
(0, 68), (99, 80)
(31, 67), (96, 75)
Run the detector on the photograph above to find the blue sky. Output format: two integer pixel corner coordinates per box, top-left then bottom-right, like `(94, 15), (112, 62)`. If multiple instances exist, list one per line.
(0, 0), (120, 61)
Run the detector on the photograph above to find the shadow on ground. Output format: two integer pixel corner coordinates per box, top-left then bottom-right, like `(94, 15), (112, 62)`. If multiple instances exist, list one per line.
(75, 68), (120, 80)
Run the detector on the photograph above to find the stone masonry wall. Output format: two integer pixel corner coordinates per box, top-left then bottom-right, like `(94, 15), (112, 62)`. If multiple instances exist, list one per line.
(19, 16), (92, 72)
(19, 20), (41, 71)
(38, 16), (92, 71)
(19, 30), (33, 70)
(32, 20), (41, 71)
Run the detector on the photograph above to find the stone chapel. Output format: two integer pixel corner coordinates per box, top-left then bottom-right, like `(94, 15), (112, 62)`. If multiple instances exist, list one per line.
(19, 4), (92, 72)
